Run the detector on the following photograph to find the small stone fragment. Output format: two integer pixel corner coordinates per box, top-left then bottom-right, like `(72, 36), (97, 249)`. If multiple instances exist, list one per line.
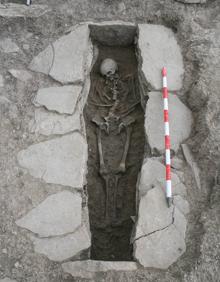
(29, 45), (53, 75)
(138, 24), (184, 91)
(145, 92), (193, 152)
(181, 144), (201, 190)
(30, 108), (81, 136)
(134, 224), (186, 269)
(173, 195), (190, 215)
(0, 74), (4, 87)
(135, 185), (173, 240)
(32, 225), (91, 262)
(34, 85), (82, 114)
(171, 157), (184, 170)
(62, 260), (138, 279)
(0, 38), (19, 53)
(49, 24), (91, 84)
(9, 69), (32, 82)
(16, 191), (82, 237)
(2, 248), (7, 254)
(17, 132), (87, 188)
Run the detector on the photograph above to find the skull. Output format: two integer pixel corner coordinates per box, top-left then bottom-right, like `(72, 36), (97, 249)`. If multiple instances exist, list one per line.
(100, 58), (118, 78)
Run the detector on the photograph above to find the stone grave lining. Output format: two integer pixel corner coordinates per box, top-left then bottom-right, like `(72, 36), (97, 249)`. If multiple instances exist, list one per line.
(15, 21), (192, 275)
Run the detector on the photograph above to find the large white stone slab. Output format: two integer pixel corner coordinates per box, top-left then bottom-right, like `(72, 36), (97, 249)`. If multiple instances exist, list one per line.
(30, 108), (81, 136)
(135, 185), (173, 239)
(34, 85), (82, 114)
(29, 44), (53, 75)
(134, 223), (186, 269)
(138, 24), (184, 91)
(0, 38), (19, 53)
(62, 260), (138, 279)
(145, 92), (193, 152)
(16, 191), (82, 237)
(32, 225), (90, 261)
(139, 158), (186, 197)
(49, 24), (91, 84)
(17, 133), (87, 188)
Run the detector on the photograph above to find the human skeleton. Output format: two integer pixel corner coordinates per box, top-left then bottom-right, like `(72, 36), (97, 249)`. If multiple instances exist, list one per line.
(91, 58), (140, 224)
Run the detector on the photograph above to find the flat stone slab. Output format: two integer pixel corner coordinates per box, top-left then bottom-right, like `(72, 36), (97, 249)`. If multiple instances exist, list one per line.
(29, 44), (53, 75)
(34, 85), (82, 114)
(30, 108), (81, 136)
(134, 223), (186, 269)
(8, 69), (32, 82)
(32, 225), (90, 261)
(29, 24), (92, 84)
(0, 38), (19, 53)
(0, 4), (51, 18)
(135, 185), (174, 240)
(139, 158), (187, 197)
(138, 24), (184, 91)
(16, 191), (82, 237)
(145, 92), (193, 152)
(62, 260), (138, 279)
(50, 24), (92, 84)
(17, 133), (87, 188)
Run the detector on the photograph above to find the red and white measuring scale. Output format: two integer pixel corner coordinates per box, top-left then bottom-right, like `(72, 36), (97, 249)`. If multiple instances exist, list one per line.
(162, 67), (172, 207)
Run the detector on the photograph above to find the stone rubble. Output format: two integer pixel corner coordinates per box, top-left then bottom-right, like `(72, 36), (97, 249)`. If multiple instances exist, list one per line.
(34, 85), (82, 115)
(138, 24), (184, 91)
(8, 69), (32, 82)
(62, 260), (138, 279)
(30, 108), (81, 136)
(16, 191), (82, 237)
(31, 225), (91, 262)
(17, 133), (87, 188)
(145, 91), (193, 152)
(0, 38), (19, 53)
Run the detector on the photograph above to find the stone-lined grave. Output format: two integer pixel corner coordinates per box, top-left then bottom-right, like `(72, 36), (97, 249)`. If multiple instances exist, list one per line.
(15, 21), (193, 276)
